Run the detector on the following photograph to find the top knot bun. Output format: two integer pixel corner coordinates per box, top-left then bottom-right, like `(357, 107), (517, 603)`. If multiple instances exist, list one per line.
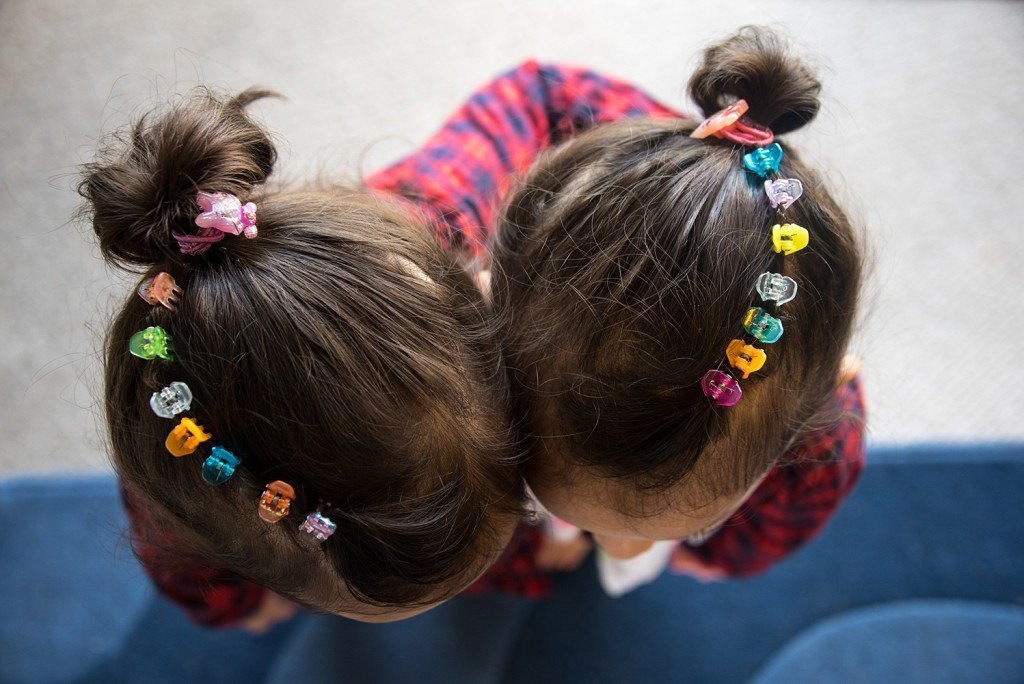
(688, 26), (821, 136)
(80, 88), (278, 270)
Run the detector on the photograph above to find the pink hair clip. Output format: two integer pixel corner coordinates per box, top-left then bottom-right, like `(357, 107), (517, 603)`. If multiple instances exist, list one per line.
(137, 272), (183, 311)
(173, 191), (258, 255)
(701, 369), (743, 407)
(691, 100), (749, 139)
(690, 99), (775, 146)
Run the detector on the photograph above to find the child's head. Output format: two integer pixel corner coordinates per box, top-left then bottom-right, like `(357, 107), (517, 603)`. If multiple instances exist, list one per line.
(82, 88), (522, 620)
(491, 28), (862, 555)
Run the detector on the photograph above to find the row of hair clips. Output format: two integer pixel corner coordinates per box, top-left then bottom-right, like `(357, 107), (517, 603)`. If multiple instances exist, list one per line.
(691, 103), (809, 407)
(128, 192), (336, 542)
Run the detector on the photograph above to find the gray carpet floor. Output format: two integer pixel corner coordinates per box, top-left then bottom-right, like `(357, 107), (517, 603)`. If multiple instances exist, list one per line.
(2, 1), (1022, 474)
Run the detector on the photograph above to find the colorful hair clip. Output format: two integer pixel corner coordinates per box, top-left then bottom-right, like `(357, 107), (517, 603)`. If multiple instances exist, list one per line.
(756, 272), (798, 305)
(150, 381), (193, 419)
(726, 339), (766, 379)
(173, 191), (258, 255)
(137, 272), (183, 312)
(258, 481), (295, 523)
(299, 507), (337, 542)
(691, 100), (749, 139)
(202, 446), (241, 486)
(743, 307), (784, 344)
(129, 326), (173, 361)
(165, 417), (212, 457)
(701, 370), (743, 407)
(742, 143), (783, 178)
(764, 178), (803, 210)
(771, 223), (809, 255)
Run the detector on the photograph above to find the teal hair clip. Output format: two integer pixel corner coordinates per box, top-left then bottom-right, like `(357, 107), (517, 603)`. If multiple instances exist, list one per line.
(743, 307), (784, 344)
(743, 143), (783, 178)
(202, 446), (241, 486)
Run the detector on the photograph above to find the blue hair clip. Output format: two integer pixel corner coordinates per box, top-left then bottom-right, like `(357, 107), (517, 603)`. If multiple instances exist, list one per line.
(743, 143), (783, 178)
(743, 307), (784, 344)
(202, 446), (241, 486)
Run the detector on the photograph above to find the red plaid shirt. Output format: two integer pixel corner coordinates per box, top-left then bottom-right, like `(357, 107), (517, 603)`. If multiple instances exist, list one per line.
(123, 61), (866, 625)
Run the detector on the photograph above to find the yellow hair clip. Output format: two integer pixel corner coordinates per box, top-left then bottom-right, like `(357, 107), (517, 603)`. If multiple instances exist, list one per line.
(771, 224), (809, 255)
(165, 417), (213, 457)
(726, 339), (767, 379)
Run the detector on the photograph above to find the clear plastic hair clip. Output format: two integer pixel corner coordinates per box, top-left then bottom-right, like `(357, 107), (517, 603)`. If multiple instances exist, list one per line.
(202, 446), (241, 486)
(701, 369), (743, 407)
(258, 481), (296, 523)
(764, 178), (803, 210)
(165, 417), (212, 457)
(690, 100), (749, 139)
(299, 506), (337, 543)
(150, 381), (193, 419)
(756, 272), (798, 305)
(771, 223), (809, 255)
(195, 191), (258, 240)
(743, 307), (784, 344)
(137, 272), (183, 312)
(742, 143), (783, 178)
(129, 326), (173, 361)
(726, 339), (766, 379)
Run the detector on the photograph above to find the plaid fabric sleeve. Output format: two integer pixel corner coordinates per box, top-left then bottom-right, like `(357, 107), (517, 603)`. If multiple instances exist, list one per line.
(364, 60), (680, 256)
(462, 522), (552, 598)
(678, 375), (868, 577)
(120, 485), (266, 627)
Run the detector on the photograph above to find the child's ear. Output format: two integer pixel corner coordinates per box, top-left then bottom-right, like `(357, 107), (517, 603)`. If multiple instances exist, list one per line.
(837, 354), (861, 387)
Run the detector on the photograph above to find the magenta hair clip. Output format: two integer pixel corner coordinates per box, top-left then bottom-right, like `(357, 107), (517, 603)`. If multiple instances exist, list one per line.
(701, 369), (743, 407)
(173, 191), (258, 255)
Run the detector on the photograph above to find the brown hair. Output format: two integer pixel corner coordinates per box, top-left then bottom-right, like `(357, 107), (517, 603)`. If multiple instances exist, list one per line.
(491, 27), (862, 503)
(80, 87), (523, 611)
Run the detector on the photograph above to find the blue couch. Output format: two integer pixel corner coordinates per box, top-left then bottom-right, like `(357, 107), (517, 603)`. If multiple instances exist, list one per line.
(2, 444), (1022, 683)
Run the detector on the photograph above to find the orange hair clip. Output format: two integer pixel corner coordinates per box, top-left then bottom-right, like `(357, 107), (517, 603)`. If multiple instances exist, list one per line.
(726, 339), (767, 379)
(258, 481), (296, 523)
(165, 417), (213, 457)
(138, 272), (183, 312)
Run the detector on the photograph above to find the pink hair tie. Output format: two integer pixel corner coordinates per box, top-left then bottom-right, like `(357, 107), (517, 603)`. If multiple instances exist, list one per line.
(690, 99), (775, 146)
(716, 117), (775, 146)
(173, 191), (258, 255)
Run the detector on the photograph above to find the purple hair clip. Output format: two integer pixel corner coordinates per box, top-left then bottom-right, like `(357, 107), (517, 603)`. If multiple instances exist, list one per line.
(299, 507), (337, 543)
(173, 191), (258, 255)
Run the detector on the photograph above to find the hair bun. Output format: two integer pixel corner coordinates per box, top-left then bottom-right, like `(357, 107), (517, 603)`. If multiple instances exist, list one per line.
(688, 26), (821, 136)
(80, 87), (279, 270)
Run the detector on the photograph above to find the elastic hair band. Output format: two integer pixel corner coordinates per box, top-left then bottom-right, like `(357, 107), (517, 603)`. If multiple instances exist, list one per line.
(689, 99), (775, 146)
